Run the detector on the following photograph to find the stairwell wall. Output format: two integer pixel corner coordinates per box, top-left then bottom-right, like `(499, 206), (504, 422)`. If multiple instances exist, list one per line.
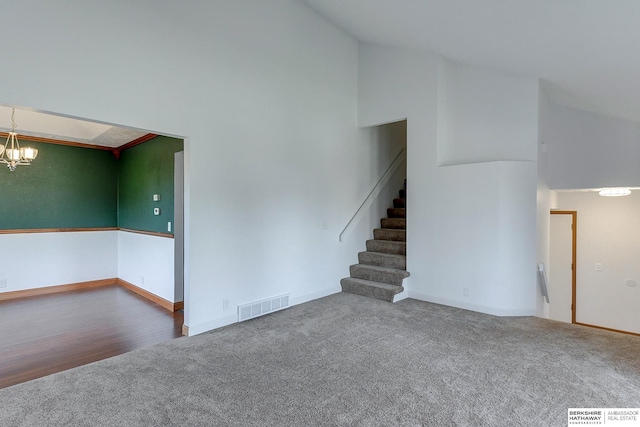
(359, 44), (538, 316)
(339, 120), (407, 249)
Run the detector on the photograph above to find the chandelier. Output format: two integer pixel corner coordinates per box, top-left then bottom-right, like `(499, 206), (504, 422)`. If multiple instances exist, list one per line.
(0, 108), (38, 171)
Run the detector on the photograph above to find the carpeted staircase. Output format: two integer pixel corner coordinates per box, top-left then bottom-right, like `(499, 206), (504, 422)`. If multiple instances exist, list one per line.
(341, 182), (409, 302)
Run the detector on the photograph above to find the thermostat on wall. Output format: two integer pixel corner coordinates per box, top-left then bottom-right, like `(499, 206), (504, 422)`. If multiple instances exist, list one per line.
(154, 208), (161, 215)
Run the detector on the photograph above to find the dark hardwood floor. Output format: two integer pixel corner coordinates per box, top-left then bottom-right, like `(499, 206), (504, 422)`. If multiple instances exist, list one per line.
(0, 285), (183, 389)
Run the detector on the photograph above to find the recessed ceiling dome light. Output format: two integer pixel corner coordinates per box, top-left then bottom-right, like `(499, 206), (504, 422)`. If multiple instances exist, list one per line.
(599, 188), (631, 197)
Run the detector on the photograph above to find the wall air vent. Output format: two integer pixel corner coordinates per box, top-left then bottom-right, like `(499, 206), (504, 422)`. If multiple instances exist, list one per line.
(238, 294), (290, 322)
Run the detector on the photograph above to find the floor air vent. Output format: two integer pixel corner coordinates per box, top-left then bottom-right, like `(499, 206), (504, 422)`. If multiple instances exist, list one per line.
(238, 294), (289, 322)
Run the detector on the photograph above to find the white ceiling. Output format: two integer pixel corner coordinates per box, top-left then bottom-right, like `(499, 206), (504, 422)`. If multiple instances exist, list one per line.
(302, 0), (640, 123)
(5, 1), (639, 144)
(0, 105), (149, 148)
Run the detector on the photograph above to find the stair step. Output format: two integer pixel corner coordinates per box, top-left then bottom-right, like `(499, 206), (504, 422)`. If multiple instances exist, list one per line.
(380, 218), (406, 229)
(399, 189), (406, 199)
(387, 208), (406, 218)
(366, 239), (406, 255)
(393, 198), (405, 208)
(373, 228), (406, 242)
(358, 252), (406, 269)
(349, 264), (410, 286)
(340, 277), (404, 302)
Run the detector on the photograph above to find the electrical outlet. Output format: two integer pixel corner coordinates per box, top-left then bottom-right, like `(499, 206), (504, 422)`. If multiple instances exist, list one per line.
(463, 287), (469, 297)
(141, 276), (145, 285)
(0, 279), (7, 288)
(223, 299), (230, 310)
(168, 222), (172, 232)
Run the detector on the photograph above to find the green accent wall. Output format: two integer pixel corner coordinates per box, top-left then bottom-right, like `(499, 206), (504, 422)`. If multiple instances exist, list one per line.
(0, 135), (183, 233)
(118, 135), (184, 234)
(0, 141), (117, 229)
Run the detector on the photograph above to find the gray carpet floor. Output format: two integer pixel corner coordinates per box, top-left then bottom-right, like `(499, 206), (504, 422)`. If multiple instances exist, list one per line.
(0, 292), (638, 426)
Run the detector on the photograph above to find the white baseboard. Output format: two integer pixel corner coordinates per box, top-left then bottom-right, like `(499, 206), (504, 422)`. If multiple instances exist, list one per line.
(187, 314), (238, 337)
(393, 288), (408, 303)
(290, 286), (341, 307)
(186, 286), (341, 337)
(408, 291), (536, 317)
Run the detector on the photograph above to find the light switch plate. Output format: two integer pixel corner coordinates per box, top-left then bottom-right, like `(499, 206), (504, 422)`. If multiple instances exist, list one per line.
(153, 194), (160, 201)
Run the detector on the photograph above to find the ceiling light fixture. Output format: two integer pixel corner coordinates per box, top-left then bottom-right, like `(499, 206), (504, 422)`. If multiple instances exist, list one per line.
(598, 188), (631, 197)
(0, 108), (38, 171)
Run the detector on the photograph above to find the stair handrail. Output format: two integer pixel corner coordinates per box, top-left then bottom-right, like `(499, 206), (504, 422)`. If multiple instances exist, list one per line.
(339, 147), (407, 242)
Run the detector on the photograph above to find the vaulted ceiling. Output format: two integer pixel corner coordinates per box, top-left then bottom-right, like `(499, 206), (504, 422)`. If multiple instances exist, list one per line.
(302, 0), (640, 123)
(6, 1), (639, 146)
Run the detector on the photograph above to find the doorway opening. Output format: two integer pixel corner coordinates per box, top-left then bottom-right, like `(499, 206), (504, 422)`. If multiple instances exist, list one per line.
(0, 105), (188, 333)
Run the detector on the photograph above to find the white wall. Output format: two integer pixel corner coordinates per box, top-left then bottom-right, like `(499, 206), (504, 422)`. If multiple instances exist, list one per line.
(536, 88), (554, 317)
(1, 230), (177, 304)
(439, 61), (539, 165)
(0, 231), (117, 292)
(556, 191), (640, 334)
(0, 0), (389, 335)
(0, 1), (545, 331)
(118, 231), (175, 303)
(359, 44), (539, 316)
(547, 103), (640, 189)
